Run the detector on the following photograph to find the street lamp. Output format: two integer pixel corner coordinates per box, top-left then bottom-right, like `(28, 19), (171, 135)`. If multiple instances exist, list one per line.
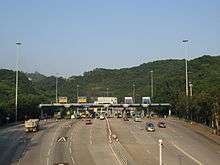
(76, 84), (79, 103)
(132, 83), (135, 103)
(15, 41), (22, 123)
(106, 88), (109, 97)
(182, 39), (189, 97)
(189, 82), (193, 97)
(150, 70), (154, 98)
(55, 74), (58, 103)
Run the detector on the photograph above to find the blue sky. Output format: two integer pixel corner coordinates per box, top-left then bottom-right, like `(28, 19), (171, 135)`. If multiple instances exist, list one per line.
(0, 0), (219, 76)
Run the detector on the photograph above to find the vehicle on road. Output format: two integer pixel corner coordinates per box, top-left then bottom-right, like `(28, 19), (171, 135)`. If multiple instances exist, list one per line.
(54, 112), (63, 119)
(123, 117), (129, 121)
(100, 115), (105, 120)
(158, 121), (166, 128)
(117, 113), (122, 118)
(85, 119), (92, 125)
(25, 119), (39, 132)
(134, 115), (142, 122)
(146, 122), (155, 132)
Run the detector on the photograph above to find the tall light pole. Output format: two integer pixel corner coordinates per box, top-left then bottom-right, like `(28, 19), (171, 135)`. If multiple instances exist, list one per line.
(15, 42), (21, 123)
(150, 70), (154, 98)
(159, 139), (163, 165)
(76, 84), (79, 103)
(189, 82), (193, 97)
(106, 88), (109, 97)
(132, 83), (135, 103)
(55, 75), (58, 103)
(182, 40), (189, 97)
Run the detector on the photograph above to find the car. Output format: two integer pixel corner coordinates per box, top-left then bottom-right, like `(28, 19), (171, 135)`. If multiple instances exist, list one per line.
(117, 113), (122, 118)
(146, 122), (155, 132)
(134, 116), (142, 122)
(100, 115), (105, 120)
(157, 121), (166, 128)
(85, 119), (92, 125)
(123, 117), (129, 121)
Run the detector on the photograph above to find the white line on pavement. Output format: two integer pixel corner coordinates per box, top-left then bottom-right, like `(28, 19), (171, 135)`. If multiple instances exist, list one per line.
(172, 143), (204, 165)
(46, 157), (49, 165)
(90, 127), (93, 145)
(71, 156), (75, 164)
(47, 148), (51, 156)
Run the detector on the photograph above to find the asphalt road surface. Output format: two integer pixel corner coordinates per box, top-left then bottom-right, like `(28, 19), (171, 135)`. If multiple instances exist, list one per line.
(0, 118), (220, 165)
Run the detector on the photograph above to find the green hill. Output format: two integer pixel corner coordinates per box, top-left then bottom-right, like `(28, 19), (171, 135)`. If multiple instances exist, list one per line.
(0, 55), (219, 131)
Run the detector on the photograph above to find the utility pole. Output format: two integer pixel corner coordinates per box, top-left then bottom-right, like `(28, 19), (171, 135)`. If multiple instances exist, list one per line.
(182, 40), (189, 97)
(150, 70), (154, 98)
(159, 139), (163, 165)
(106, 88), (109, 97)
(15, 41), (21, 123)
(189, 82), (193, 97)
(55, 75), (58, 103)
(76, 84), (79, 103)
(132, 83), (135, 103)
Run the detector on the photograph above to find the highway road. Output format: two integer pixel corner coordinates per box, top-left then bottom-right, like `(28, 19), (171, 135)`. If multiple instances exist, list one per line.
(0, 118), (220, 165)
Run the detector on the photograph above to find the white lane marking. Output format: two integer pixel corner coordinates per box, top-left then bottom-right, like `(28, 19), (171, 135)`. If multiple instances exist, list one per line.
(108, 143), (123, 165)
(69, 147), (72, 154)
(172, 143), (204, 165)
(71, 156), (75, 164)
(46, 157), (49, 165)
(47, 148), (51, 156)
(90, 127), (93, 145)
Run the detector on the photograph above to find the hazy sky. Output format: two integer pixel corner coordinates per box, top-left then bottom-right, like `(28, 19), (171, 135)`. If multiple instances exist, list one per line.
(0, 0), (219, 76)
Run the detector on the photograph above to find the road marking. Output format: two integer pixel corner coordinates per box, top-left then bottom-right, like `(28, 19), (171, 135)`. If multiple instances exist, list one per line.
(90, 127), (93, 145)
(108, 143), (123, 165)
(71, 156), (75, 164)
(69, 147), (72, 154)
(47, 148), (51, 155)
(172, 143), (203, 165)
(46, 157), (49, 165)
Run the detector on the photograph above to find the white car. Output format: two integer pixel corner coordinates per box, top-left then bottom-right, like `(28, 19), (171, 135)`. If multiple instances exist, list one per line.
(100, 115), (105, 120)
(134, 117), (142, 122)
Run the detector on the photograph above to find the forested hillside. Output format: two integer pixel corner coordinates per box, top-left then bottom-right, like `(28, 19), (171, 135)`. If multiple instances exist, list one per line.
(0, 55), (219, 133)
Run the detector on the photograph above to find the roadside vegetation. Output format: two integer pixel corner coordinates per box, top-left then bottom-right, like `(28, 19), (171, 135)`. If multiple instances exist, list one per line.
(0, 55), (219, 134)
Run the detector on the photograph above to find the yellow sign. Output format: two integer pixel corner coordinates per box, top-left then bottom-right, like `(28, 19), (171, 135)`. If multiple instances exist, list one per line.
(78, 97), (87, 103)
(59, 97), (68, 104)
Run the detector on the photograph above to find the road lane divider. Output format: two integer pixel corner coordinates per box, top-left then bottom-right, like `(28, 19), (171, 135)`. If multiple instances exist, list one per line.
(172, 143), (204, 165)
(105, 117), (129, 165)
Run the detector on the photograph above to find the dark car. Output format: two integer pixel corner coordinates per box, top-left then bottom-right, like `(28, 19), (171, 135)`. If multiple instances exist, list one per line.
(85, 119), (92, 125)
(146, 122), (155, 132)
(157, 121), (166, 128)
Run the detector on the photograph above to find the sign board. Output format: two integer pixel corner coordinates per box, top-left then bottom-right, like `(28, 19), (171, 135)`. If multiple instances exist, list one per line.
(58, 97), (68, 104)
(96, 97), (117, 104)
(124, 97), (133, 104)
(142, 97), (151, 104)
(78, 96), (87, 103)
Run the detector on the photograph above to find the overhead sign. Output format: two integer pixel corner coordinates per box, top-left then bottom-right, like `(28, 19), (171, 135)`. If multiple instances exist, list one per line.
(59, 97), (68, 104)
(78, 96), (87, 103)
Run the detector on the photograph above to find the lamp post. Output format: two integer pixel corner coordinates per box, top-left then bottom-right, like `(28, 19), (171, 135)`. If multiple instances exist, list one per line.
(55, 75), (58, 103)
(132, 83), (135, 103)
(76, 84), (79, 103)
(150, 70), (154, 98)
(15, 41), (22, 123)
(189, 82), (193, 97)
(182, 40), (189, 97)
(159, 139), (163, 165)
(107, 88), (109, 97)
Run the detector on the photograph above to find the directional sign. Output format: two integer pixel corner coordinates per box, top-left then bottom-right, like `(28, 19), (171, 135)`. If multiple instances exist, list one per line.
(57, 136), (68, 142)
(53, 163), (69, 165)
